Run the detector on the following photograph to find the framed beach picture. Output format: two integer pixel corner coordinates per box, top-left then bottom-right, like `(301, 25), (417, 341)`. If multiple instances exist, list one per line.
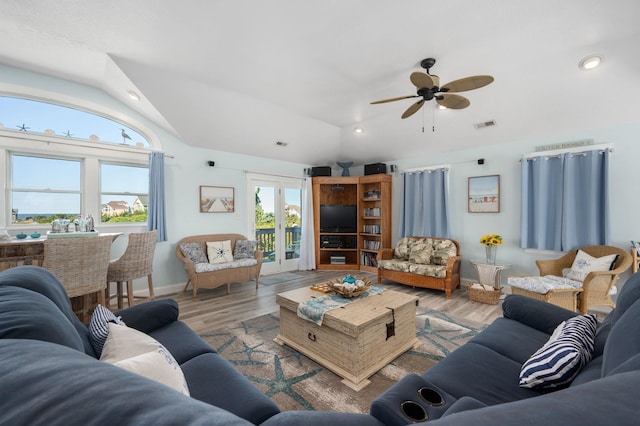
(200, 186), (234, 213)
(468, 175), (500, 213)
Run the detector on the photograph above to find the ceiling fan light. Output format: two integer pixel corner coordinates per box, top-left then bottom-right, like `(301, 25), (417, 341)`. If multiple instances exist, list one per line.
(579, 55), (602, 70)
(354, 126), (364, 134)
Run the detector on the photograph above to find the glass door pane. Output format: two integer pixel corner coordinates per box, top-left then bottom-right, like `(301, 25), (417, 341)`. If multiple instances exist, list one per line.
(255, 184), (277, 270)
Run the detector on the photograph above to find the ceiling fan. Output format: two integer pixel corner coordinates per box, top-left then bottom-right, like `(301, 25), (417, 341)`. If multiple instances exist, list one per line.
(371, 58), (494, 119)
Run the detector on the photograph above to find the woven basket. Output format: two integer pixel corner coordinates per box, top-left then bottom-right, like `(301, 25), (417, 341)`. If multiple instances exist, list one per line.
(329, 277), (371, 298)
(467, 283), (501, 305)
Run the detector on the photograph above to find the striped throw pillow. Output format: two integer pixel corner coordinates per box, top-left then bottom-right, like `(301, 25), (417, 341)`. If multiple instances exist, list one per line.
(89, 304), (126, 357)
(519, 314), (597, 389)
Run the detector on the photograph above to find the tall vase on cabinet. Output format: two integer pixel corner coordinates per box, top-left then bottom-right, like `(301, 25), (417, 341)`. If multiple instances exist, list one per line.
(485, 246), (497, 265)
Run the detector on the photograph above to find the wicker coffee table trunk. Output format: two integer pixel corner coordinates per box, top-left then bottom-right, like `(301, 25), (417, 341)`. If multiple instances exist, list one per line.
(275, 287), (419, 391)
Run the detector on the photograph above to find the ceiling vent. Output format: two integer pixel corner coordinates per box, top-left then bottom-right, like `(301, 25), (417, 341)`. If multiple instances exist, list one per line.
(474, 120), (497, 129)
(275, 141), (288, 147)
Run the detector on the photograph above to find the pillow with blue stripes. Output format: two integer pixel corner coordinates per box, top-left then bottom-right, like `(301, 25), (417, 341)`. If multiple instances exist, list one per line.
(519, 314), (597, 389)
(89, 304), (126, 357)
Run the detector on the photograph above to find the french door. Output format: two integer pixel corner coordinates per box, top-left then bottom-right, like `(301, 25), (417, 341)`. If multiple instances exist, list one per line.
(247, 174), (303, 275)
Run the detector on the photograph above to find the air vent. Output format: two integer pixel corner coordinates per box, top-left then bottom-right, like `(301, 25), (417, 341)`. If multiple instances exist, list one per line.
(474, 120), (497, 129)
(275, 141), (288, 147)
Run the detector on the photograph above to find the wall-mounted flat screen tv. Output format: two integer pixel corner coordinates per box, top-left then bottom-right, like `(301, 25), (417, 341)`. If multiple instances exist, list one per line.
(319, 204), (357, 233)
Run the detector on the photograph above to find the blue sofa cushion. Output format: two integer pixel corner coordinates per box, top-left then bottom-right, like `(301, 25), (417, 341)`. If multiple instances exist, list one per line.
(0, 339), (252, 426)
(148, 320), (216, 364)
(0, 265), (95, 356)
(180, 352), (281, 424)
(602, 299), (640, 376)
(116, 298), (179, 334)
(422, 342), (539, 405)
(519, 315), (597, 389)
(610, 271), (640, 326)
(0, 286), (84, 352)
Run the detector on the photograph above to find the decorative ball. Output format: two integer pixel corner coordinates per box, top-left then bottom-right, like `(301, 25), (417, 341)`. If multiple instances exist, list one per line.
(342, 275), (356, 284)
(30, 233), (41, 239)
(16, 233), (27, 239)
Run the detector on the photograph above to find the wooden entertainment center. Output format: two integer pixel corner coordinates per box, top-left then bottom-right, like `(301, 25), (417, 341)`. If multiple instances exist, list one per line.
(312, 174), (391, 271)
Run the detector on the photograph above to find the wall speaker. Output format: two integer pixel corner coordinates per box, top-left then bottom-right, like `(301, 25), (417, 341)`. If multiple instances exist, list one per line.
(207, 161), (215, 167)
(311, 166), (331, 177)
(364, 162), (387, 175)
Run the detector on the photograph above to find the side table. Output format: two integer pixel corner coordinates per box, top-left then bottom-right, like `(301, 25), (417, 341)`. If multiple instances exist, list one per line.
(470, 260), (511, 298)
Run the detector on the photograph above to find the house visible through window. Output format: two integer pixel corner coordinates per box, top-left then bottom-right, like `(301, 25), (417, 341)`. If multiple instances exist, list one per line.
(101, 163), (149, 223)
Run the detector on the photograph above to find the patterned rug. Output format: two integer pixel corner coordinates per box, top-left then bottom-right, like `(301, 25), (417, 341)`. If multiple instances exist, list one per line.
(199, 308), (487, 414)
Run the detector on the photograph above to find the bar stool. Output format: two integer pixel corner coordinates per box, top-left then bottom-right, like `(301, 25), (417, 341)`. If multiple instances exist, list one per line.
(42, 235), (113, 323)
(106, 230), (157, 309)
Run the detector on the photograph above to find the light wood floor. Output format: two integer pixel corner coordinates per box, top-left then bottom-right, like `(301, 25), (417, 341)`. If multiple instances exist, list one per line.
(169, 270), (504, 334)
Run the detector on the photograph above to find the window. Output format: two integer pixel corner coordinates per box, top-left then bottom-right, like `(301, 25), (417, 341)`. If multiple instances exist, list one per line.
(10, 155), (81, 224)
(101, 163), (149, 223)
(0, 96), (150, 147)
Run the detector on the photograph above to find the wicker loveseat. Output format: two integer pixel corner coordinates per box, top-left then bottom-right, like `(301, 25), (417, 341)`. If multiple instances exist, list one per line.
(176, 234), (262, 299)
(377, 236), (461, 298)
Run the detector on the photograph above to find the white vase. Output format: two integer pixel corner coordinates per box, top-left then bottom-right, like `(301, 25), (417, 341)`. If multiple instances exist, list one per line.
(485, 246), (497, 264)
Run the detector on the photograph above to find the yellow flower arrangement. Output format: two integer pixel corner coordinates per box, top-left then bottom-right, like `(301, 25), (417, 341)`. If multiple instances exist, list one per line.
(480, 233), (503, 246)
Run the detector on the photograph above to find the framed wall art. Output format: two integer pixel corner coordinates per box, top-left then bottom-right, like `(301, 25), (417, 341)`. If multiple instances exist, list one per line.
(200, 186), (234, 213)
(468, 175), (500, 213)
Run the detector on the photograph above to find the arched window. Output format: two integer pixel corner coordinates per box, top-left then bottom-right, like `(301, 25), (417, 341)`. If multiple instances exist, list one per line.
(0, 95), (150, 147)
(0, 95), (154, 227)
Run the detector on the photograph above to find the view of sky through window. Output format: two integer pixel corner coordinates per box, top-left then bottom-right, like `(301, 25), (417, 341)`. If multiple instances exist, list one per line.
(0, 96), (149, 146)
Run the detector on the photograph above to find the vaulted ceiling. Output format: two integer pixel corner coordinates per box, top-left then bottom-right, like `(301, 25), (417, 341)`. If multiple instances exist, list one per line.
(1, 1), (639, 166)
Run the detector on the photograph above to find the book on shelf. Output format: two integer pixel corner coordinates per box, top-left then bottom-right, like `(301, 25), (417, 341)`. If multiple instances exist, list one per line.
(362, 224), (381, 234)
(363, 239), (381, 250)
(363, 207), (381, 217)
(360, 251), (378, 267)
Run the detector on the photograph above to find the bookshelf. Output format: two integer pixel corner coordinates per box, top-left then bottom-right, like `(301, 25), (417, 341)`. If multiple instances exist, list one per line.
(312, 174), (391, 271)
(358, 174), (392, 273)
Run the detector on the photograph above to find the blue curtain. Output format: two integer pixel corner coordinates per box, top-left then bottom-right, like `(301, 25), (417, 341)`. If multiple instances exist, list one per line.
(520, 149), (609, 251)
(398, 168), (450, 238)
(147, 152), (167, 241)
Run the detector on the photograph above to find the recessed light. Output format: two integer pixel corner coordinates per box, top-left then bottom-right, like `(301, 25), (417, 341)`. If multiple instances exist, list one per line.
(127, 90), (140, 101)
(354, 126), (364, 134)
(579, 55), (602, 70)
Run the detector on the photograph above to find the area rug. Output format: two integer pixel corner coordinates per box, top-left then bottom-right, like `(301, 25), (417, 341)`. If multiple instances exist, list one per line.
(259, 273), (305, 286)
(199, 308), (487, 414)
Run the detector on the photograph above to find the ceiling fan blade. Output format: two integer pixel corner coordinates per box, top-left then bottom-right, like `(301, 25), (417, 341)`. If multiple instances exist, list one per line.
(441, 75), (494, 93)
(401, 99), (425, 119)
(437, 94), (470, 109)
(410, 72), (437, 89)
(370, 95), (419, 105)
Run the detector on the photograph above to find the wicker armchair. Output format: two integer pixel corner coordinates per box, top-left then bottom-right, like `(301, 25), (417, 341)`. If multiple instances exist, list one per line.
(42, 235), (113, 322)
(106, 230), (157, 309)
(512, 245), (631, 314)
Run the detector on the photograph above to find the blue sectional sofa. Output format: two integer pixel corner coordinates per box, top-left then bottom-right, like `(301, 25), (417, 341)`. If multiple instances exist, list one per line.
(0, 266), (382, 426)
(3, 265), (640, 425)
(371, 272), (640, 425)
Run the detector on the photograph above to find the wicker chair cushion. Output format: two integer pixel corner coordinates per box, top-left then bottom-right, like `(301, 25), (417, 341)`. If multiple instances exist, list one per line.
(394, 237), (412, 260)
(101, 323), (190, 396)
(432, 239), (457, 266)
(233, 240), (257, 260)
(179, 242), (208, 264)
(566, 250), (618, 282)
(519, 314), (597, 389)
(508, 275), (583, 294)
(88, 304), (126, 357)
(408, 238), (433, 264)
(206, 241), (234, 264)
(194, 258), (258, 273)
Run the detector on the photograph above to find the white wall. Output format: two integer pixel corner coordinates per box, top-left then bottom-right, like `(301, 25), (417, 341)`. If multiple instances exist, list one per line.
(387, 122), (640, 288)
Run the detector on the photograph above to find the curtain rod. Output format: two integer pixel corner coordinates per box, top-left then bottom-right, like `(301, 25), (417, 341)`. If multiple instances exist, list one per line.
(403, 164), (450, 173)
(522, 143), (613, 160)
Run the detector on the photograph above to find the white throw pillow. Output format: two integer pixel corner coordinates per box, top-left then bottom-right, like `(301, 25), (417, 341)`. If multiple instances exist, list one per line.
(565, 250), (618, 282)
(206, 240), (233, 264)
(100, 323), (190, 396)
